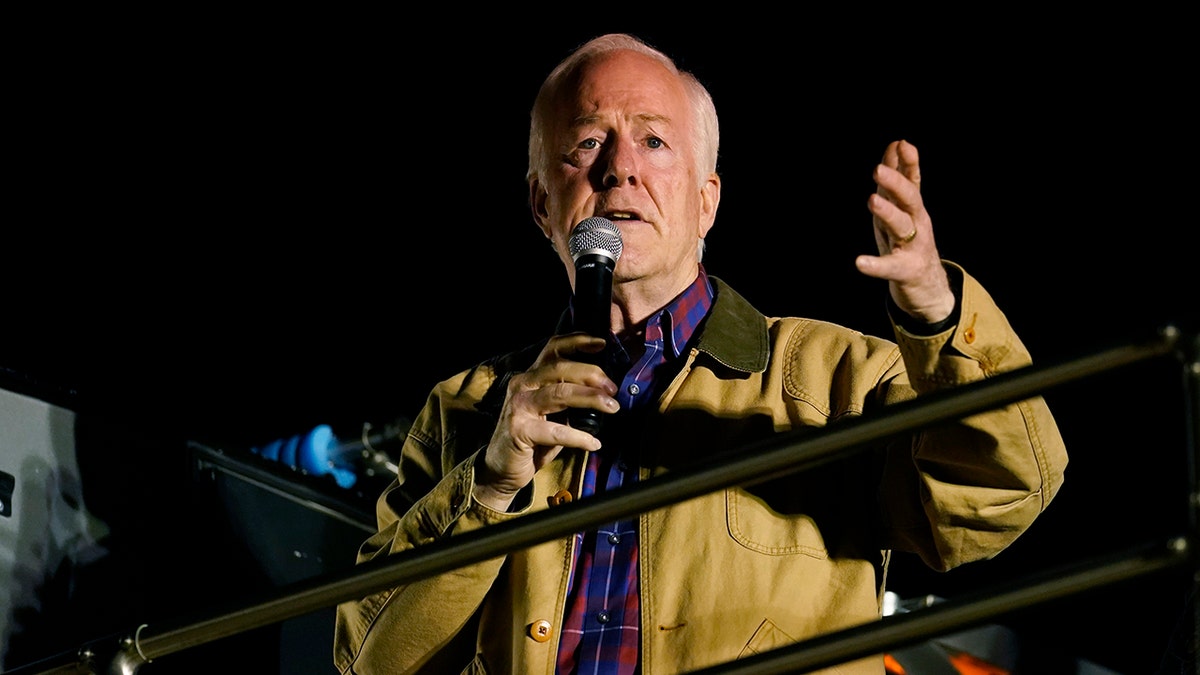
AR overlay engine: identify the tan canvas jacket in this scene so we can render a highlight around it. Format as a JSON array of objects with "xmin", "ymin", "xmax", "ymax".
[{"xmin": 334, "ymin": 264, "xmax": 1068, "ymax": 674}]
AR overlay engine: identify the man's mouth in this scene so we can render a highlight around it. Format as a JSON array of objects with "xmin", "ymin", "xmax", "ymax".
[{"xmin": 604, "ymin": 211, "xmax": 642, "ymax": 222}]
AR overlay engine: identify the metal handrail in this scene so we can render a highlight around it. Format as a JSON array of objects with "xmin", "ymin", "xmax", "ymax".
[
  {"xmin": 3, "ymin": 324, "xmax": 1190, "ymax": 675},
  {"xmin": 691, "ymin": 537, "xmax": 1192, "ymax": 674}
]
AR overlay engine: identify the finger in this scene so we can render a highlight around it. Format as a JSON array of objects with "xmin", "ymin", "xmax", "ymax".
[
  {"xmin": 506, "ymin": 415, "xmax": 600, "ymax": 458},
  {"xmin": 514, "ymin": 384, "xmax": 613, "ymax": 453},
  {"xmin": 531, "ymin": 360, "xmax": 618, "ymax": 396},
  {"xmin": 875, "ymin": 142, "xmax": 902, "ymax": 204},
  {"xmin": 855, "ymin": 251, "xmax": 906, "ymax": 281},
  {"xmin": 880, "ymin": 140, "xmax": 902, "ymax": 170},
  {"xmin": 499, "ymin": 391, "xmax": 609, "ymax": 457},
  {"xmin": 529, "ymin": 337, "xmax": 618, "ymax": 392},
  {"xmin": 534, "ymin": 381, "xmax": 620, "ymax": 414},
  {"xmin": 529, "ymin": 418, "xmax": 604, "ymax": 455},
  {"xmin": 545, "ymin": 333, "xmax": 608, "ymax": 361},
  {"xmin": 867, "ymin": 193, "xmax": 918, "ymax": 247},
  {"xmin": 873, "ymin": 163, "xmax": 923, "ymax": 213},
  {"xmin": 506, "ymin": 374, "xmax": 621, "ymax": 439},
  {"xmin": 895, "ymin": 140, "xmax": 922, "ymax": 187}
]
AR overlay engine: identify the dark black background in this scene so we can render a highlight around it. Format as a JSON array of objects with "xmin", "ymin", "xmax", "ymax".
[{"xmin": 4, "ymin": 13, "xmax": 1196, "ymax": 674}]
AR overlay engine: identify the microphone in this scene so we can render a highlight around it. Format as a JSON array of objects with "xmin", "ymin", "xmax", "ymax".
[{"xmin": 566, "ymin": 216, "xmax": 623, "ymax": 436}]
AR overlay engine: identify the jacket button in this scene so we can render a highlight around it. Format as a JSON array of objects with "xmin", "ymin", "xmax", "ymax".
[
  {"xmin": 548, "ymin": 489, "xmax": 573, "ymax": 507},
  {"xmin": 529, "ymin": 619, "xmax": 553, "ymax": 643},
  {"xmin": 963, "ymin": 313, "xmax": 978, "ymax": 344}
]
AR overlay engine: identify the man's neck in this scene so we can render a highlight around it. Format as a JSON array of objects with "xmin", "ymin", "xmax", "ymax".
[{"xmin": 609, "ymin": 266, "xmax": 700, "ymax": 338}]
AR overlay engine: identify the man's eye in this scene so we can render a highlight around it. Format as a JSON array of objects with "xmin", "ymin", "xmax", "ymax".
[
  {"xmin": 646, "ymin": 137, "xmax": 664, "ymax": 149},
  {"xmin": 579, "ymin": 138, "xmax": 599, "ymax": 150}
]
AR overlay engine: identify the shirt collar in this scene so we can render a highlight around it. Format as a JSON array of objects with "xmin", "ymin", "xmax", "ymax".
[
  {"xmin": 657, "ymin": 264, "xmax": 714, "ymax": 359},
  {"xmin": 563, "ymin": 265, "xmax": 715, "ymax": 358}
]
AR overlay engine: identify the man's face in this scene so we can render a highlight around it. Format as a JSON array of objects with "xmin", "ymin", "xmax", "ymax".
[{"xmin": 531, "ymin": 50, "xmax": 719, "ymax": 294}]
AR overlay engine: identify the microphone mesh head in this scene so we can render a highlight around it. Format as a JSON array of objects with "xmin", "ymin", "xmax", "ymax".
[{"xmin": 568, "ymin": 217, "xmax": 623, "ymax": 262}]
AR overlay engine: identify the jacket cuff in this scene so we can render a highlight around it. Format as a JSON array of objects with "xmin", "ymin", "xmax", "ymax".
[
  {"xmin": 407, "ymin": 450, "xmax": 530, "ymax": 540},
  {"xmin": 886, "ymin": 261, "xmax": 963, "ymax": 336},
  {"xmin": 891, "ymin": 261, "xmax": 1029, "ymax": 390}
]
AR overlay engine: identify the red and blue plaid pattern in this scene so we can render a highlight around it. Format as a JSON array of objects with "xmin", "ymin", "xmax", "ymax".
[{"xmin": 557, "ymin": 267, "xmax": 714, "ymax": 674}]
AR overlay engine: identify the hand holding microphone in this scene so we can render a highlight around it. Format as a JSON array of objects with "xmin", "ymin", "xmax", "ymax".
[
  {"xmin": 566, "ymin": 216, "xmax": 623, "ymax": 436},
  {"xmin": 475, "ymin": 217, "xmax": 622, "ymax": 509}
]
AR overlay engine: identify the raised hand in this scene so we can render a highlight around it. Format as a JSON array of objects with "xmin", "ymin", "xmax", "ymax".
[{"xmin": 855, "ymin": 140, "xmax": 955, "ymax": 324}]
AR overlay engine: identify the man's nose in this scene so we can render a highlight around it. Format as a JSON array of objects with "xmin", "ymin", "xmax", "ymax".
[{"xmin": 601, "ymin": 141, "xmax": 637, "ymax": 188}]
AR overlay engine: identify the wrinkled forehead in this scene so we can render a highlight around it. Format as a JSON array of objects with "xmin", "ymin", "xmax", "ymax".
[{"xmin": 552, "ymin": 50, "xmax": 691, "ymax": 130}]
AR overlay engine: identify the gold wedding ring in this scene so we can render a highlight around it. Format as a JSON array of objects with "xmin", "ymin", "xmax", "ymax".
[{"xmin": 900, "ymin": 227, "xmax": 918, "ymax": 243}]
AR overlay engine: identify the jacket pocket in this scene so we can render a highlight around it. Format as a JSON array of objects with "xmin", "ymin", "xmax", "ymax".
[
  {"xmin": 459, "ymin": 653, "xmax": 488, "ymax": 675},
  {"xmin": 739, "ymin": 618, "xmax": 795, "ymax": 658},
  {"xmin": 726, "ymin": 488, "xmax": 829, "ymax": 557},
  {"xmin": 740, "ymin": 619, "xmax": 857, "ymax": 674}
]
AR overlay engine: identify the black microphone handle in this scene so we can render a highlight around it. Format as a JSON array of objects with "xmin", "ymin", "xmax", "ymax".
[{"xmin": 568, "ymin": 253, "xmax": 614, "ymax": 436}]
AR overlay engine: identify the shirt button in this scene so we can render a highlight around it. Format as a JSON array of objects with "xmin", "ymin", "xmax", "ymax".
[
  {"xmin": 627, "ymin": 383, "xmax": 640, "ymax": 396},
  {"xmin": 607, "ymin": 533, "xmax": 621, "ymax": 545},
  {"xmin": 548, "ymin": 489, "xmax": 573, "ymax": 507},
  {"xmin": 596, "ymin": 611, "xmax": 610, "ymax": 624},
  {"xmin": 529, "ymin": 619, "xmax": 553, "ymax": 643}
]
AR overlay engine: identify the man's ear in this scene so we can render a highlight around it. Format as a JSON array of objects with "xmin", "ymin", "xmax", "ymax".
[
  {"xmin": 698, "ymin": 172, "xmax": 721, "ymax": 238},
  {"xmin": 530, "ymin": 178, "xmax": 552, "ymax": 237}
]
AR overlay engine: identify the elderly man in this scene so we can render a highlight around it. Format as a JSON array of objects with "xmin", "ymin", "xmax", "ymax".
[{"xmin": 334, "ymin": 33, "xmax": 1067, "ymax": 675}]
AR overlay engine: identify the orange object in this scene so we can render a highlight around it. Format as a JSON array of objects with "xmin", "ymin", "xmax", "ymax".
[
  {"xmin": 947, "ymin": 650, "xmax": 1009, "ymax": 675},
  {"xmin": 882, "ymin": 653, "xmax": 906, "ymax": 674}
]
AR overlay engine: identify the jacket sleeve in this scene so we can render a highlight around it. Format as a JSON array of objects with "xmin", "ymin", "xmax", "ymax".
[
  {"xmin": 332, "ymin": 372, "xmax": 523, "ymax": 674},
  {"xmin": 878, "ymin": 262, "xmax": 1069, "ymax": 571}
]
